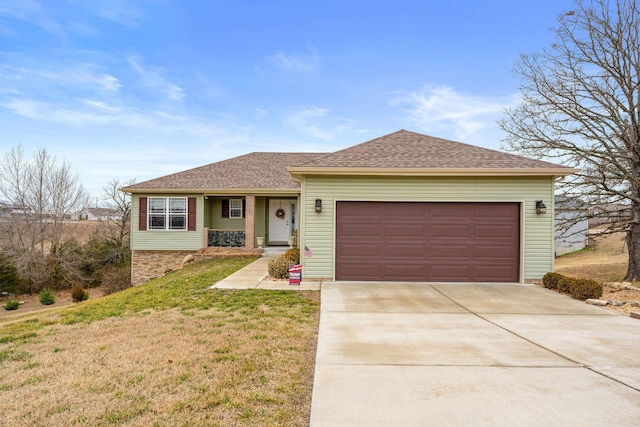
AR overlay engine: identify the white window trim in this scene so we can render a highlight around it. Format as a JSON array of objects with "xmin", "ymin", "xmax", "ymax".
[
  {"xmin": 229, "ymin": 198, "xmax": 243, "ymax": 219},
  {"xmin": 148, "ymin": 197, "xmax": 188, "ymax": 230}
]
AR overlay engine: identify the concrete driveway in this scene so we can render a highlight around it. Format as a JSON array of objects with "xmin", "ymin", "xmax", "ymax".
[{"xmin": 310, "ymin": 283, "xmax": 640, "ymax": 426}]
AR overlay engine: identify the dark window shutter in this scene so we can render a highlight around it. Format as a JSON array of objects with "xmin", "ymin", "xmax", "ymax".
[
  {"xmin": 139, "ymin": 197, "xmax": 147, "ymax": 231},
  {"xmin": 222, "ymin": 199, "xmax": 229, "ymax": 218},
  {"xmin": 188, "ymin": 197, "xmax": 196, "ymax": 231},
  {"xmin": 242, "ymin": 200, "xmax": 245, "ymax": 218}
]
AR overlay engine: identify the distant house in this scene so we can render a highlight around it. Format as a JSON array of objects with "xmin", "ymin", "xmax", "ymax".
[
  {"xmin": 588, "ymin": 203, "xmax": 631, "ymax": 227},
  {"xmin": 0, "ymin": 200, "xmax": 29, "ymax": 217},
  {"xmin": 555, "ymin": 197, "xmax": 589, "ymax": 256},
  {"xmin": 80, "ymin": 207, "xmax": 120, "ymax": 221}
]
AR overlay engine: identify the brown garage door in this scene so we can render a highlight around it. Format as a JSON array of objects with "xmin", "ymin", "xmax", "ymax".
[{"xmin": 335, "ymin": 202, "xmax": 520, "ymax": 282}]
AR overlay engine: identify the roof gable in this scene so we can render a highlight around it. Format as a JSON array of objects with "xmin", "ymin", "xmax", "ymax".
[{"xmin": 296, "ymin": 130, "xmax": 570, "ymax": 170}]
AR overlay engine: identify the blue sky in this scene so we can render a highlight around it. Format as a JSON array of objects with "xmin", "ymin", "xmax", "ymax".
[{"xmin": 0, "ymin": 0, "xmax": 575, "ymax": 199}]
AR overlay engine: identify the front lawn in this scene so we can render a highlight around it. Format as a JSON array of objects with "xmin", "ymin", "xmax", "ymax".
[{"xmin": 0, "ymin": 257, "xmax": 320, "ymax": 426}]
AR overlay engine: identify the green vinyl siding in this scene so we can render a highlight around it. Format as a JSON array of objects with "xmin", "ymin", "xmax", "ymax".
[
  {"xmin": 255, "ymin": 197, "xmax": 266, "ymax": 242},
  {"xmin": 300, "ymin": 175, "xmax": 555, "ymax": 282},
  {"xmin": 131, "ymin": 194, "xmax": 204, "ymax": 251}
]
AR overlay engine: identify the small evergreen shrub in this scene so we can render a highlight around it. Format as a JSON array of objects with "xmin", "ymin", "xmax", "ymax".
[
  {"xmin": 71, "ymin": 284, "xmax": 89, "ymax": 302},
  {"xmin": 268, "ymin": 256, "xmax": 291, "ymax": 279},
  {"xmin": 542, "ymin": 272, "xmax": 565, "ymax": 290},
  {"xmin": 557, "ymin": 277, "xmax": 575, "ymax": 294},
  {"xmin": 282, "ymin": 248, "xmax": 300, "ymax": 265},
  {"xmin": 0, "ymin": 253, "xmax": 22, "ymax": 294},
  {"xmin": 4, "ymin": 300, "xmax": 19, "ymax": 310},
  {"xmin": 569, "ymin": 279, "xmax": 603, "ymax": 300},
  {"xmin": 39, "ymin": 288, "xmax": 55, "ymax": 305}
]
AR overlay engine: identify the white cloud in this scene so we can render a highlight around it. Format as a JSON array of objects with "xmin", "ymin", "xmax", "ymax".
[
  {"xmin": 93, "ymin": 0, "xmax": 144, "ymax": 28},
  {"xmin": 0, "ymin": 64, "xmax": 121, "ymax": 93},
  {"xmin": 269, "ymin": 49, "xmax": 320, "ymax": 72},
  {"xmin": 128, "ymin": 57, "xmax": 185, "ymax": 101},
  {"xmin": 0, "ymin": 0, "xmax": 44, "ymax": 18},
  {"xmin": 285, "ymin": 107, "xmax": 355, "ymax": 140},
  {"xmin": 0, "ymin": 97, "xmax": 230, "ymax": 139},
  {"xmin": 391, "ymin": 85, "xmax": 520, "ymax": 142}
]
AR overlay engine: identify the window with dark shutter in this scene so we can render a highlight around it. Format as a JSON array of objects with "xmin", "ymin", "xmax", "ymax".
[
  {"xmin": 139, "ymin": 197, "xmax": 147, "ymax": 230},
  {"xmin": 222, "ymin": 199, "xmax": 229, "ymax": 218},
  {"xmin": 222, "ymin": 199, "xmax": 243, "ymax": 218},
  {"xmin": 188, "ymin": 197, "xmax": 196, "ymax": 231}
]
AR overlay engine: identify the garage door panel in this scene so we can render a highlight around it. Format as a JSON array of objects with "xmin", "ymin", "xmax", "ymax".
[
  {"xmin": 429, "ymin": 243, "xmax": 473, "ymax": 258},
  {"xmin": 385, "ymin": 223, "xmax": 428, "ymax": 238},
  {"xmin": 336, "ymin": 201, "xmax": 520, "ymax": 282},
  {"xmin": 384, "ymin": 202, "xmax": 427, "ymax": 218},
  {"xmin": 339, "ymin": 223, "xmax": 382, "ymax": 238},
  {"xmin": 339, "ymin": 242, "xmax": 382, "ymax": 257},
  {"xmin": 429, "ymin": 264, "xmax": 472, "ymax": 281},
  {"xmin": 429, "ymin": 203, "xmax": 472, "ymax": 219},
  {"xmin": 475, "ymin": 266, "xmax": 519, "ymax": 282},
  {"xmin": 341, "ymin": 263, "xmax": 385, "ymax": 280},
  {"xmin": 476, "ymin": 204, "xmax": 519, "ymax": 220},
  {"xmin": 475, "ymin": 224, "xmax": 519, "ymax": 239},
  {"xmin": 474, "ymin": 245, "xmax": 518, "ymax": 259},
  {"xmin": 431, "ymin": 224, "xmax": 473, "ymax": 238},
  {"xmin": 384, "ymin": 264, "xmax": 428, "ymax": 280},
  {"xmin": 384, "ymin": 242, "xmax": 428, "ymax": 258}
]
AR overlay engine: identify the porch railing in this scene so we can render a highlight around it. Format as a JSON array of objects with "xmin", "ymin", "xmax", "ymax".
[{"xmin": 208, "ymin": 229, "xmax": 245, "ymax": 247}]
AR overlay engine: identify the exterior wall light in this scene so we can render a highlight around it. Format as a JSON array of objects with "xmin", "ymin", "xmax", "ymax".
[
  {"xmin": 315, "ymin": 199, "xmax": 322, "ymax": 213},
  {"xmin": 536, "ymin": 200, "xmax": 547, "ymax": 215}
]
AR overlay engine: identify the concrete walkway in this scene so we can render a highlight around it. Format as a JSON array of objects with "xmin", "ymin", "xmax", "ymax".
[
  {"xmin": 211, "ymin": 257, "xmax": 321, "ymax": 290},
  {"xmin": 310, "ymin": 282, "xmax": 640, "ymax": 426}
]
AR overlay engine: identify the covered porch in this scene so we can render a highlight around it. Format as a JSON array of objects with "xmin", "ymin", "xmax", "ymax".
[{"xmin": 202, "ymin": 194, "xmax": 299, "ymax": 250}]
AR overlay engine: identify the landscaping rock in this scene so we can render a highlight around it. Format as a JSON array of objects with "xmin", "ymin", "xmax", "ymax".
[
  {"xmin": 586, "ymin": 299, "xmax": 608, "ymax": 306},
  {"xmin": 181, "ymin": 254, "xmax": 195, "ymax": 266},
  {"xmin": 631, "ymin": 311, "xmax": 640, "ymax": 319}
]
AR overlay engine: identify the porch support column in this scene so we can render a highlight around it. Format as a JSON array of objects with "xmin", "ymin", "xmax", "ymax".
[{"xmin": 245, "ymin": 195, "xmax": 255, "ymax": 249}]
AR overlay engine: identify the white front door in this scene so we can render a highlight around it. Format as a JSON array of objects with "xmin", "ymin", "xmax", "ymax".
[{"xmin": 269, "ymin": 199, "xmax": 292, "ymax": 243}]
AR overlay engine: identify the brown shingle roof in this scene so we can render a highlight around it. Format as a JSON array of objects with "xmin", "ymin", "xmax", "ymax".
[
  {"xmin": 124, "ymin": 130, "xmax": 574, "ymax": 193},
  {"xmin": 296, "ymin": 129, "xmax": 570, "ymax": 170},
  {"xmin": 124, "ymin": 152, "xmax": 325, "ymax": 192}
]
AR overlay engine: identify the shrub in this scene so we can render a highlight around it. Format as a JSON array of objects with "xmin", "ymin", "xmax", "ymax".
[
  {"xmin": 71, "ymin": 284, "xmax": 89, "ymax": 302},
  {"xmin": 101, "ymin": 266, "xmax": 132, "ymax": 296},
  {"xmin": 268, "ymin": 256, "xmax": 291, "ymax": 279},
  {"xmin": 557, "ymin": 277, "xmax": 575, "ymax": 294},
  {"xmin": 542, "ymin": 272, "xmax": 565, "ymax": 290},
  {"xmin": 569, "ymin": 278, "xmax": 603, "ymax": 300},
  {"xmin": 4, "ymin": 300, "xmax": 19, "ymax": 310},
  {"xmin": 0, "ymin": 253, "xmax": 21, "ymax": 294},
  {"xmin": 43, "ymin": 255, "xmax": 73, "ymax": 290},
  {"xmin": 282, "ymin": 248, "xmax": 300, "ymax": 265},
  {"xmin": 39, "ymin": 288, "xmax": 55, "ymax": 305}
]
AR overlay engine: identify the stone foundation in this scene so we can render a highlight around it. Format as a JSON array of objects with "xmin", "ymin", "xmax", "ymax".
[
  {"xmin": 131, "ymin": 250, "xmax": 194, "ymax": 286},
  {"xmin": 195, "ymin": 247, "xmax": 262, "ymax": 261},
  {"xmin": 131, "ymin": 248, "xmax": 263, "ymax": 286}
]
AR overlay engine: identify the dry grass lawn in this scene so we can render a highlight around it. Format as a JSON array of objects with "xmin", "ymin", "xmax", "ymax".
[
  {"xmin": 0, "ymin": 258, "xmax": 320, "ymax": 426},
  {"xmin": 555, "ymin": 231, "xmax": 640, "ymax": 315},
  {"xmin": 555, "ymin": 231, "xmax": 629, "ymax": 282}
]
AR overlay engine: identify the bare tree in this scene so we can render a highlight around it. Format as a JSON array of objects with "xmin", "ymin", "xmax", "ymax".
[
  {"xmin": 96, "ymin": 178, "xmax": 134, "ymax": 265},
  {"xmin": 499, "ymin": 0, "xmax": 640, "ymax": 280},
  {"xmin": 0, "ymin": 146, "xmax": 88, "ymax": 292}
]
